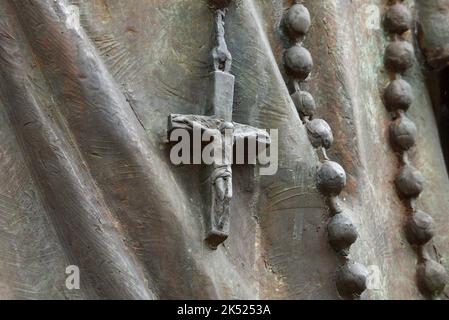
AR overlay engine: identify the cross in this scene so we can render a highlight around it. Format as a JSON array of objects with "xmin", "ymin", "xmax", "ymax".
[{"xmin": 167, "ymin": 8, "xmax": 270, "ymax": 249}]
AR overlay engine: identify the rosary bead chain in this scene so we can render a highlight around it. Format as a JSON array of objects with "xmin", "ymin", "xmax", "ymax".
[
  {"xmin": 381, "ymin": 0, "xmax": 447, "ymax": 298},
  {"xmin": 279, "ymin": 1, "xmax": 368, "ymax": 299}
]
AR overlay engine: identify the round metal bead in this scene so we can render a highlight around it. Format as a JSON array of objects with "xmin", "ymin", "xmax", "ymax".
[
  {"xmin": 317, "ymin": 161, "xmax": 346, "ymax": 196},
  {"xmin": 306, "ymin": 119, "xmax": 334, "ymax": 149},
  {"xmin": 385, "ymin": 41, "xmax": 414, "ymax": 73},
  {"xmin": 328, "ymin": 213, "xmax": 358, "ymax": 254},
  {"xmin": 390, "ymin": 115, "xmax": 417, "ymax": 151},
  {"xmin": 284, "ymin": 45, "xmax": 313, "ymax": 81},
  {"xmin": 406, "ymin": 210, "xmax": 435, "ymax": 246},
  {"xmin": 395, "ymin": 165, "xmax": 425, "ymax": 198},
  {"xmin": 336, "ymin": 261, "xmax": 368, "ymax": 299},
  {"xmin": 384, "ymin": 3, "xmax": 412, "ymax": 34},
  {"xmin": 417, "ymin": 260, "xmax": 448, "ymax": 297},
  {"xmin": 291, "ymin": 91, "xmax": 316, "ymax": 117},
  {"xmin": 285, "ymin": 4, "xmax": 311, "ymax": 38},
  {"xmin": 384, "ymin": 79, "xmax": 413, "ymax": 112}
]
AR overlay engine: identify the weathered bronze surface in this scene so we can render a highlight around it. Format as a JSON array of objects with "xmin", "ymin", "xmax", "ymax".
[{"xmin": 0, "ymin": 0, "xmax": 448, "ymax": 300}]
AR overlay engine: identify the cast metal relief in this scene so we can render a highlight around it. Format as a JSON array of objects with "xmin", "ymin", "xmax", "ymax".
[
  {"xmin": 167, "ymin": 0, "xmax": 270, "ymax": 250},
  {"xmin": 1, "ymin": 0, "xmax": 449, "ymax": 300}
]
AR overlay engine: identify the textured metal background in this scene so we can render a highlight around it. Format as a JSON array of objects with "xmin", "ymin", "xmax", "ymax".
[{"xmin": 0, "ymin": 0, "xmax": 447, "ymax": 299}]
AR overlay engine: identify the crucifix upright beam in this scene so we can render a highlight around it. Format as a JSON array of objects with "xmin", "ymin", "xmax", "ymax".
[{"xmin": 167, "ymin": 1, "xmax": 270, "ymax": 249}]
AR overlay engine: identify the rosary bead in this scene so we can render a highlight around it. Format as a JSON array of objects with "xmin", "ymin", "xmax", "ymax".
[
  {"xmin": 317, "ymin": 161, "xmax": 346, "ymax": 196},
  {"xmin": 390, "ymin": 115, "xmax": 417, "ymax": 151},
  {"xmin": 384, "ymin": 3, "xmax": 412, "ymax": 34},
  {"xmin": 291, "ymin": 91, "xmax": 316, "ymax": 117},
  {"xmin": 384, "ymin": 79, "xmax": 413, "ymax": 112},
  {"xmin": 306, "ymin": 119, "xmax": 334, "ymax": 149},
  {"xmin": 284, "ymin": 45, "xmax": 313, "ymax": 81},
  {"xmin": 336, "ymin": 261, "xmax": 368, "ymax": 299},
  {"xmin": 395, "ymin": 165, "xmax": 424, "ymax": 198},
  {"xmin": 285, "ymin": 4, "xmax": 311, "ymax": 39},
  {"xmin": 385, "ymin": 41, "xmax": 414, "ymax": 73},
  {"xmin": 328, "ymin": 213, "xmax": 358, "ymax": 255},
  {"xmin": 418, "ymin": 260, "xmax": 448, "ymax": 297},
  {"xmin": 406, "ymin": 210, "xmax": 435, "ymax": 246}
]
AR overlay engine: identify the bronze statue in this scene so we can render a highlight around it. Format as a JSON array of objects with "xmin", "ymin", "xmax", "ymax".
[{"xmin": 0, "ymin": 0, "xmax": 448, "ymax": 300}]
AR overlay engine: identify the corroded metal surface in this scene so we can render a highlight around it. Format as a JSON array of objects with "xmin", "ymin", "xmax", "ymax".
[
  {"xmin": 0, "ymin": 0, "xmax": 447, "ymax": 300},
  {"xmin": 417, "ymin": 0, "xmax": 449, "ymax": 70}
]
